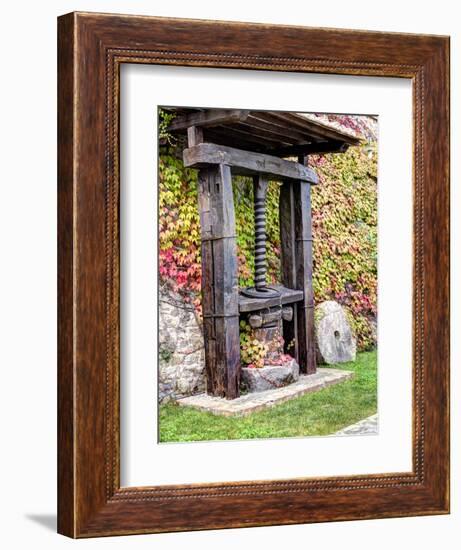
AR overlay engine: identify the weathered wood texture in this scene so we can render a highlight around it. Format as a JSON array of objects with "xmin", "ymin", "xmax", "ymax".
[
  {"xmin": 297, "ymin": 155, "xmax": 316, "ymax": 373},
  {"xmin": 279, "ymin": 177, "xmax": 316, "ymax": 373},
  {"xmin": 170, "ymin": 109, "xmax": 250, "ymax": 130},
  {"xmin": 167, "ymin": 108, "xmax": 360, "ymax": 156},
  {"xmin": 186, "ymin": 125, "xmax": 203, "ymax": 147},
  {"xmin": 279, "ymin": 181, "xmax": 298, "ymax": 362},
  {"xmin": 58, "ymin": 11, "xmax": 449, "ymax": 538},
  {"xmin": 184, "ymin": 142, "xmax": 319, "ymax": 183},
  {"xmin": 239, "ymin": 285, "xmax": 303, "ymax": 313},
  {"xmin": 197, "ymin": 164, "xmax": 240, "ymax": 398},
  {"xmin": 296, "ymin": 160, "xmax": 316, "ymax": 373},
  {"xmin": 274, "ymin": 140, "xmax": 349, "ymax": 158}
]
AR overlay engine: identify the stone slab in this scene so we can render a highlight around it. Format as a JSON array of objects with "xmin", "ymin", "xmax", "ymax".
[
  {"xmin": 177, "ymin": 368, "xmax": 353, "ymax": 417},
  {"xmin": 334, "ymin": 413, "xmax": 379, "ymax": 436},
  {"xmin": 241, "ymin": 359, "xmax": 299, "ymax": 393}
]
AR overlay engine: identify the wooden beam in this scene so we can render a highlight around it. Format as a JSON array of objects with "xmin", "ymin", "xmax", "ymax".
[
  {"xmin": 187, "ymin": 125, "xmax": 203, "ymax": 147},
  {"xmin": 231, "ymin": 121, "xmax": 294, "ymax": 146},
  {"xmin": 259, "ymin": 112, "xmax": 332, "ymax": 141},
  {"xmin": 280, "ymin": 181, "xmax": 299, "ymax": 363},
  {"xmin": 246, "ymin": 113, "xmax": 314, "ymax": 142},
  {"xmin": 197, "ymin": 164, "xmax": 241, "ymax": 399},
  {"xmin": 206, "ymin": 126, "xmax": 285, "ymax": 150},
  {"xmin": 224, "ymin": 123, "xmax": 291, "ymax": 147},
  {"xmin": 293, "ymin": 113, "xmax": 361, "ymax": 145},
  {"xmin": 205, "ymin": 128, "xmax": 269, "ymax": 153},
  {"xmin": 279, "ymin": 160, "xmax": 317, "ymax": 374},
  {"xmin": 275, "ymin": 141, "xmax": 350, "ymax": 158},
  {"xmin": 293, "ymin": 178, "xmax": 317, "ymax": 374},
  {"xmin": 239, "ymin": 285, "xmax": 303, "ymax": 313},
  {"xmin": 250, "ymin": 111, "xmax": 359, "ymax": 145},
  {"xmin": 286, "ymin": 112, "xmax": 360, "ymax": 144},
  {"xmin": 184, "ymin": 142, "xmax": 319, "ymax": 184},
  {"xmin": 295, "ymin": 154, "xmax": 317, "ymax": 374},
  {"xmin": 168, "ymin": 109, "xmax": 250, "ymax": 131}
]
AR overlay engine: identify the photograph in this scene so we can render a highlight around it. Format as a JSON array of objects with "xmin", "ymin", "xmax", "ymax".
[
  {"xmin": 50, "ymin": 7, "xmax": 449, "ymax": 540},
  {"xmin": 0, "ymin": 0, "xmax": 454, "ymax": 544},
  {"xmin": 157, "ymin": 107, "xmax": 379, "ymax": 443},
  {"xmin": 0, "ymin": 0, "xmax": 451, "ymax": 543}
]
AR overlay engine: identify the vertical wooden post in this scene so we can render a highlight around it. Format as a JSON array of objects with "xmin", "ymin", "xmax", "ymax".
[
  {"xmin": 279, "ymin": 156, "xmax": 317, "ymax": 374},
  {"xmin": 279, "ymin": 181, "xmax": 299, "ymax": 363},
  {"xmin": 296, "ymin": 154, "xmax": 316, "ymax": 374},
  {"xmin": 293, "ymin": 180, "xmax": 317, "ymax": 374},
  {"xmin": 188, "ymin": 127, "xmax": 240, "ymax": 398},
  {"xmin": 196, "ymin": 162, "xmax": 240, "ymax": 398}
]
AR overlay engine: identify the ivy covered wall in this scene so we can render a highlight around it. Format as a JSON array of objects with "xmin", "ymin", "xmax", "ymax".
[{"xmin": 158, "ymin": 113, "xmax": 377, "ymax": 351}]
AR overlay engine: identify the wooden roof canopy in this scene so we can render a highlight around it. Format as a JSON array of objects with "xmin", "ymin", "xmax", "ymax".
[{"xmin": 165, "ymin": 107, "xmax": 361, "ymax": 158}]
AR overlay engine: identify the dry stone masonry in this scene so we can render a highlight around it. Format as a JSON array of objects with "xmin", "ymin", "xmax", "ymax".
[
  {"xmin": 158, "ymin": 293, "xmax": 357, "ymax": 402},
  {"xmin": 158, "ymin": 286, "xmax": 205, "ymax": 402}
]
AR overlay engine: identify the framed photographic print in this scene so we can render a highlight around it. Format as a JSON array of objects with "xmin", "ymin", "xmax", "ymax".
[{"xmin": 57, "ymin": 12, "xmax": 450, "ymax": 537}]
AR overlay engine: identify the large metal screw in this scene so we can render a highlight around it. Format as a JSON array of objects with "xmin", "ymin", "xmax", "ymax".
[{"xmin": 254, "ymin": 175, "xmax": 268, "ymax": 291}]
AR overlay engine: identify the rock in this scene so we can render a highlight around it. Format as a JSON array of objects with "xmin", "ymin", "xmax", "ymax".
[
  {"xmin": 315, "ymin": 301, "xmax": 356, "ymax": 364},
  {"xmin": 241, "ymin": 359, "xmax": 299, "ymax": 393},
  {"xmin": 158, "ymin": 286, "xmax": 205, "ymax": 402}
]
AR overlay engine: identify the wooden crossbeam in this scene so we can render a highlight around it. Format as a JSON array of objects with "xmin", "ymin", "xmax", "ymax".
[
  {"xmin": 238, "ymin": 285, "xmax": 304, "ymax": 313},
  {"xmin": 280, "ymin": 175, "xmax": 317, "ymax": 375},
  {"xmin": 183, "ymin": 142, "xmax": 319, "ymax": 184},
  {"xmin": 168, "ymin": 109, "xmax": 250, "ymax": 131},
  {"xmin": 270, "ymin": 112, "xmax": 360, "ymax": 144},
  {"xmin": 246, "ymin": 113, "xmax": 313, "ymax": 142},
  {"xmin": 274, "ymin": 140, "xmax": 350, "ymax": 158}
]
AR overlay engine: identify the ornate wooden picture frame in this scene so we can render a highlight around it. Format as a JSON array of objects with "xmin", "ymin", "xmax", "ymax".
[{"xmin": 57, "ymin": 12, "xmax": 450, "ymax": 538}]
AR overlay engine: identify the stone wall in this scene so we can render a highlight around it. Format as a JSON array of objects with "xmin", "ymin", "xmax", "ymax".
[
  {"xmin": 158, "ymin": 286, "xmax": 205, "ymax": 402},
  {"xmin": 158, "ymin": 292, "xmax": 359, "ymax": 402}
]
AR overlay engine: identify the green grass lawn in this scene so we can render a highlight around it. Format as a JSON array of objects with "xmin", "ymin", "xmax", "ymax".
[{"xmin": 159, "ymin": 350, "xmax": 377, "ymax": 443}]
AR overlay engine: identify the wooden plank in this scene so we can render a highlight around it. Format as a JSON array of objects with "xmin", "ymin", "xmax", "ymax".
[
  {"xmin": 168, "ymin": 109, "xmax": 250, "ymax": 131},
  {"xmin": 251, "ymin": 111, "xmax": 360, "ymax": 145},
  {"xmin": 274, "ymin": 140, "xmax": 349, "ymax": 158},
  {"xmin": 238, "ymin": 284, "xmax": 303, "ymax": 313},
  {"xmin": 196, "ymin": 164, "xmax": 240, "ymax": 398},
  {"xmin": 209, "ymin": 125, "xmax": 285, "ymax": 149},
  {"xmin": 170, "ymin": 107, "xmax": 359, "ymax": 145},
  {"xmin": 196, "ymin": 167, "xmax": 216, "ymax": 394},
  {"xmin": 246, "ymin": 113, "xmax": 314, "ymax": 142},
  {"xmin": 294, "ymin": 154, "xmax": 317, "ymax": 374},
  {"xmin": 256, "ymin": 111, "xmax": 333, "ymax": 142},
  {"xmin": 184, "ymin": 142, "xmax": 319, "ymax": 183},
  {"xmin": 187, "ymin": 125, "xmax": 204, "ymax": 147},
  {"xmin": 279, "ymin": 181, "xmax": 299, "ymax": 362},
  {"xmin": 273, "ymin": 111, "xmax": 360, "ymax": 144},
  {"xmin": 279, "ymin": 173, "xmax": 317, "ymax": 374},
  {"xmin": 294, "ymin": 113, "xmax": 361, "ymax": 144},
  {"xmin": 204, "ymin": 128, "xmax": 269, "ymax": 153},
  {"xmin": 230, "ymin": 121, "xmax": 293, "ymax": 146}
]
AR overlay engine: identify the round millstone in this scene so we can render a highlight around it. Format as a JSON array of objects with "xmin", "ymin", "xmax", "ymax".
[{"xmin": 315, "ymin": 301, "xmax": 357, "ymax": 364}]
